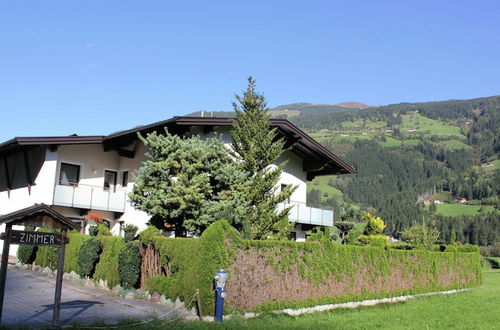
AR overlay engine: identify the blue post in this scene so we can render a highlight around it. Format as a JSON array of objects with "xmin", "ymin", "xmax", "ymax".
[
  {"xmin": 215, "ymin": 287, "xmax": 224, "ymax": 322},
  {"xmin": 214, "ymin": 269, "xmax": 227, "ymax": 322}
]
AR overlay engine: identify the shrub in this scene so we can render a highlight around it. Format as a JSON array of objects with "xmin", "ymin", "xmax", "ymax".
[
  {"xmin": 139, "ymin": 226, "xmax": 161, "ymax": 244},
  {"xmin": 358, "ymin": 234, "xmax": 389, "ymax": 246},
  {"xmin": 35, "ymin": 246, "xmax": 60, "ymax": 270},
  {"xmin": 389, "ymin": 243, "xmax": 414, "ymax": 250},
  {"xmin": 146, "ymin": 275, "xmax": 177, "ymax": 298},
  {"xmin": 362, "ymin": 212, "xmax": 386, "ymax": 235},
  {"xmin": 118, "ymin": 241, "xmax": 141, "ymax": 288},
  {"xmin": 17, "ymin": 245, "xmax": 38, "ymax": 264},
  {"xmin": 64, "ymin": 233, "xmax": 88, "ymax": 273},
  {"xmin": 97, "ymin": 223, "xmax": 112, "ymax": 236},
  {"xmin": 401, "ymin": 224, "xmax": 440, "ymax": 248},
  {"xmin": 94, "ymin": 236, "xmax": 126, "ymax": 288},
  {"xmin": 77, "ymin": 237, "xmax": 101, "ymax": 278},
  {"xmin": 88, "ymin": 226, "xmax": 98, "ymax": 236},
  {"xmin": 123, "ymin": 224, "xmax": 139, "ymax": 243}
]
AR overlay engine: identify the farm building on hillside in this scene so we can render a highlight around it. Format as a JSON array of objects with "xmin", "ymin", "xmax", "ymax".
[{"xmin": 0, "ymin": 116, "xmax": 356, "ymax": 255}]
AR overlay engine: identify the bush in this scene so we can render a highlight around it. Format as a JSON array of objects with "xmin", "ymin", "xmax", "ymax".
[
  {"xmin": 77, "ymin": 237, "xmax": 101, "ymax": 278},
  {"xmin": 88, "ymin": 226, "xmax": 98, "ymax": 236},
  {"xmin": 35, "ymin": 246, "xmax": 60, "ymax": 270},
  {"xmin": 118, "ymin": 241, "xmax": 141, "ymax": 288},
  {"xmin": 362, "ymin": 212, "xmax": 386, "ymax": 235},
  {"xmin": 94, "ymin": 236, "xmax": 126, "ymax": 288},
  {"xmin": 97, "ymin": 223, "xmax": 112, "ymax": 236},
  {"xmin": 389, "ymin": 243, "xmax": 414, "ymax": 250},
  {"xmin": 358, "ymin": 234, "xmax": 389, "ymax": 246},
  {"xmin": 146, "ymin": 275, "xmax": 177, "ymax": 298},
  {"xmin": 139, "ymin": 226, "xmax": 161, "ymax": 244},
  {"xmin": 123, "ymin": 224, "xmax": 139, "ymax": 243},
  {"xmin": 17, "ymin": 245, "xmax": 38, "ymax": 264},
  {"xmin": 64, "ymin": 233, "xmax": 88, "ymax": 273}
]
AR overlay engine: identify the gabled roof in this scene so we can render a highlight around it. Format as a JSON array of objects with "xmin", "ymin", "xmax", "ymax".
[
  {"xmin": 0, "ymin": 116, "xmax": 356, "ymax": 178},
  {"xmin": 0, "ymin": 203, "xmax": 79, "ymax": 230},
  {"xmin": 0, "ymin": 136, "xmax": 103, "ymax": 158},
  {"xmin": 103, "ymin": 116, "xmax": 357, "ymax": 177}
]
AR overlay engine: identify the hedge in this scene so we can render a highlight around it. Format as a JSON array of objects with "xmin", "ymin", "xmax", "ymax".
[
  {"xmin": 94, "ymin": 236, "xmax": 126, "ymax": 288},
  {"xmin": 141, "ymin": 221, "xmax": 482, "ymax": 315},
  {"xmin": 17, "ymin": 221, "xmax": 482, "ymax": 316}
]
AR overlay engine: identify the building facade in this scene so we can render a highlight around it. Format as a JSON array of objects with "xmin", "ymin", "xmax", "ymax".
[{"xmin": 0, "ymin": 117, "xmax": 356, "ymax": 255}]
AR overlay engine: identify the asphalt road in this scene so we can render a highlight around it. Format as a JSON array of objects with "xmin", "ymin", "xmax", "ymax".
[{"xmin": 0, "ymin": 266, "xmax": 182, "ymax": 328}]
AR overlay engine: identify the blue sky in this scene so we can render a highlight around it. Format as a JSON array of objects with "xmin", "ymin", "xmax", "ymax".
[{"xmin": 1, "ymin": 1, "xmax": 499, "ymax": 140}]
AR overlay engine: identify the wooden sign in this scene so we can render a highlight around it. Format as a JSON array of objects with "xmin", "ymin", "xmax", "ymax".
[{"xmin": 8, "ymin": 230, "xmax": 66, "ymax": 247}]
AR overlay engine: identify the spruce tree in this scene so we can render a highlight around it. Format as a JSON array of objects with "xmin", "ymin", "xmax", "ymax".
[
  {"xmin": 129, "ymin": 131, "xmax": 251, "ymax": 236},
  {"xmin": 231, "ymin": 77, "xmax": 295, "ymax": 240}
]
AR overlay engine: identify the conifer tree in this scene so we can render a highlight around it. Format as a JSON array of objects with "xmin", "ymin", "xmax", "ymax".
[
  {"xmin": 129, "ymin": 131, "xmax": 251, "ymax": 236},
  {"xmin": 231, "ymin": 77, "xmax": 295, "ymax": 240}
]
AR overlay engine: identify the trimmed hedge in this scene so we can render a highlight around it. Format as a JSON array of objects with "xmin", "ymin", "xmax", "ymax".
[
  {"xmin": 142, "ymin": 220, "xmax": 481, "ymax": 315},
  {"xmin": 118, "ymin": 241, "xmax": 141, "ymax": 288},
  {"xmin": 77, "ymin": 237, "xmax": 101, "ymax": 277},
  {"xmin": 64, "ymin": 233, "xmax": 89, "ymax": 273},
  {"xmin": 17, "ymin": 245, "xmax": 37, "ymax": 265},
  {"xmin": 94, "ymin": 236, "xmax": 126, "ymax": 288}
]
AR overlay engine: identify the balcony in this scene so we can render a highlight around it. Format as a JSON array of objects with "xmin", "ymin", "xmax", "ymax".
[
  {"xmin": 53, "ymin": 183, "xmax": 127, "ymax": 213},
  {"xmin": 277, "ymin": 201, "xmax": 334, "ymax": 227}
]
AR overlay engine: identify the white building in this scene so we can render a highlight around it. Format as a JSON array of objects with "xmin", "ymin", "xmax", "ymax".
[{"xmin": 0, "ymin": 116, "xmax": 356, "ymax": 254}]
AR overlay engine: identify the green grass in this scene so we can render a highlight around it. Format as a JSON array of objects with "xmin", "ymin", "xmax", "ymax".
[
  {"xmin": 307, "ymin": 175, "xmax": 343, "ymax": 199},
  {"xmin": 110, "ymin": 271, "xmax": 500, "ymax": 329},
  {"xmin": 401, "ymin": 113, "xmax": 462, "ymax": 136},
  {"xmin": 435, "ymin": 204, "xmax": 498, "ymax": 216},
  {"xmin": 437, "ymin": 139, "xmax": 472, "ymax": 150}
]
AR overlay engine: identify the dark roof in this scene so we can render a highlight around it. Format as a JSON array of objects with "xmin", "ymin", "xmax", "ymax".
[
  {"xmin": 0, "ymin": 116, "xmax": 356, "ymax": 178},
  {"xmin": 0, "ymin": 203, "xmax": 79, "ymax": 230},
  {"xmin": 0, "ymin": 136, "xmax": 103, "ymax": 158},
  {"xmin": 103, "ymin": 116, "xmax": 357, "ymax": 176}
]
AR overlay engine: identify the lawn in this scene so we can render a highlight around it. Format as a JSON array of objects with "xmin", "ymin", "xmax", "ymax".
[
  {"xmin": 307, "ymin": 175, "xmax": 343, "ymax": 199},
  {"xmin": 435, "ymin": 204, "xmax": 498, "ymax": 216},
  {"xmin": 113, "ymin": 271, "xmax": 500, "ymax": 329},
  {"xmin": 401, "ymin": 113, "xmax": 462, "ymax": 136}
]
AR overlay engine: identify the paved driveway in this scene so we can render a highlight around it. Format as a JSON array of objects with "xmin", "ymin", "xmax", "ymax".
[{"xmin": 1, "ymin": 266, "xmax": 182, "ymax": 328}]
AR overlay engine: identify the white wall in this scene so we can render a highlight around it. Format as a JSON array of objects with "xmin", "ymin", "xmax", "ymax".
[{"xmin": 0, "ymin": 148, "xmax": 58, "ymax": 257}]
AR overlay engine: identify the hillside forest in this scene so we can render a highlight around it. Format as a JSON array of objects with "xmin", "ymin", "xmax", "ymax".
[{"xmin": 192, "ymin": 95, "xmax": 499, "ymax": 250}]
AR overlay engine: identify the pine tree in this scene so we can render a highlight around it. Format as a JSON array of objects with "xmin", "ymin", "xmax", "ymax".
[
  {"xmin": 231, "ymin": 77, "xmax": 295, "ymax": 240},
  {"xmin": 129, "ymin": 131, "xmax": 251, "ymax": 236}
]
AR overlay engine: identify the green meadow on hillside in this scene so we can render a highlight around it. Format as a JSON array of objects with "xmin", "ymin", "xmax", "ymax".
[
  {"xmin": 435, "ymin": 204, "xmax": 498, "ymax": 217},
  {"xmin": 307, "ymin": 175, "xmax": 343, "ymax": 199}
]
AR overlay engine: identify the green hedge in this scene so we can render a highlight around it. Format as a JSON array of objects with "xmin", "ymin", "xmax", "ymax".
[
  {"xmin": 94, "ymin": 236, "xmax": 126, "ymax": 288},
  {"xmin": 118, "ymin": 241, "xmax": 141, "ymax": 288},
  {"xmin": 77, "ymin": 237, "xmax": 101, "ymax": 277},
  {"xmin": 64, "ymin": 233, "xmax": 88, "ymax": 273},
  {"xmin": 17, "ymin": 245, "xmax": 37, "ymax": 264},
  {"xmin": 141, "ymin": 221, "xmax": 481, "ymax": 315}
]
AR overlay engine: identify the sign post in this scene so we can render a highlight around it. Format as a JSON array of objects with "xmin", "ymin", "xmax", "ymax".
[{"xmin": 0, "ymin": 204, "xmax": 79, "ymax": 327}]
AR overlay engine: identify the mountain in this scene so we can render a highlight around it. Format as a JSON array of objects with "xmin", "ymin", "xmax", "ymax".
[{"xmin": 335, "ymin": 102, "xmax": 373, "ymax": 109}]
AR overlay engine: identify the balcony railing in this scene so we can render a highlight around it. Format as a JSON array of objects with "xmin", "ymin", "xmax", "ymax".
[
  {"xmin": 53, "ymin": 183, "xmax": 127, "ymax": 213},
  {"xmin": 277, "ymin": 200, "xmax": 334, "ymax": 227}
]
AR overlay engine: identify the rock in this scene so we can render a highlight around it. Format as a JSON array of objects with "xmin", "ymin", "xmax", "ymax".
[
  {"xmin": 150, "ymin": 292, "xmax": 161, "ymax": 303},
  {"xmin": 83, "ymin": 279, "xmax": 94, "ymax": 287},
  {"xmin": 33, "ymin": 265, "xmax": 41, "ymax": 272},
  {"xmin": 21, "ymin": 264, "xmax": 29, "ymax": 270},
  {"xmin": 144, "ymin": 292, "xmax": 151, "ymax": 301},
  {"xmin": 69, "ymin": 271, "xmax": 80, "ymax": 280},
  {"xmin": 41, "ymin": 267, "xmax": 53, "ymax": 277},
  {"xmin": 111, "ymin": 285, "xmax": 122, "ymax": 295},
  {"xmin": 190, "ymin": 307, "xmax": 197, "ymax": 315},
  {"xmin": 174, "ymin": 297, "xmax": 184, "ymax": 309},
  {"xmin": 125, "ymin": 292, "xmax": 135, "ymax": 300},
  {"xmin": 159, "ymin": 295, "xmax": 174, "ymax": 307},
  {"xmin": 98, "ymin": 279, "xmax": 108, "ymax": 290}
]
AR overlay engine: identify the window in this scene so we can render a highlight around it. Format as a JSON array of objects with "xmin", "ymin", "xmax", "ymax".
[
  {"xmin": 59, "ymin": 163, "xmax": 80, "ymax": 186},
  {"xmin": 104, "ymin": 170, "xmax": 117, "ymax": 191},
  {"xmin": 122, "ymin": 171, "xmax": 129, "ymax": 187}
]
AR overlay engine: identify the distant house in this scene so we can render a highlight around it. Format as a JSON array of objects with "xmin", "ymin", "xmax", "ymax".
[
  {"xmin": 0, "ymin": 116, "xmax": 356, "ymax": 255},
  {"xmin": 423, "ymin": 200, "xmax": 432, "ymax": 205},
  {"xmin": 455, "ymin": 198, "xmax": 467, "ymax": 204},
  {"xmin": 434, "ymin": 200, "xmax": 442, "ymax": 205}
]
